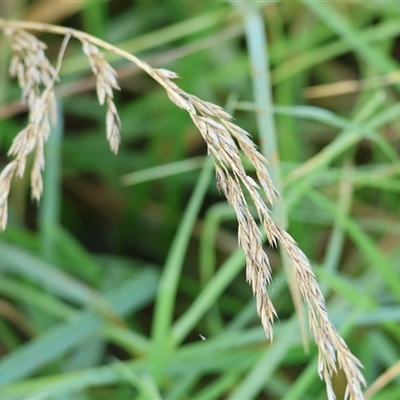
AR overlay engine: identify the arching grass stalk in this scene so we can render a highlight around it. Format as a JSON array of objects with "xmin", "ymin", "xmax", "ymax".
[{"xmin": 0, "ymin": 18, "xmax": 365, "ymax": 399}]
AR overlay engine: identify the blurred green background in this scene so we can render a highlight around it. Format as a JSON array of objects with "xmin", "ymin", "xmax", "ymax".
[{"xmin": 1, "ymin": 1, "xmax": 400, "ymax": 399}]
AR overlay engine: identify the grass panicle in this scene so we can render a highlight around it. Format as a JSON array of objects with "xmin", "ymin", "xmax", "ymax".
[{"xmin": 0, "ymin": 18, "xmax": 366, "ymax": 400}]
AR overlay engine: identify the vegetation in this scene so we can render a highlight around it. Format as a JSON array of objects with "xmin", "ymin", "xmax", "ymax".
[{"xmin": 0, "ymin": 1, "xmax": 400, "ymax": 399}]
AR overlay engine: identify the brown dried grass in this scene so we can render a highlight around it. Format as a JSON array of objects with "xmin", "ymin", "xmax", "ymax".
[{"xmin": 0, "ymin": 18, "xmax": 366, "ymax": 400}]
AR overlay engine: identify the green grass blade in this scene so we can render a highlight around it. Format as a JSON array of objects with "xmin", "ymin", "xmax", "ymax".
[
  {"xmin": 0, "ymin": 268, "xmax": 158, "ymax": 386},
  {"xmin": 308, "ymin": 190, "xmax": 400, "ymax": 302},
  {"xmin": 39, "ymin": 101, "xmax": 63, "ymax": 261},
  {"xmin": 0, "ymin": 242, "xmax": 99, "ymax": 305},
  {"xmin": 228, "ymin": 318, "xmax": 298, "ymax": 400},
  {"xmin": 150, "ymin": 158, "xmax": 214, "ymax": 381},
  {"xmin": 287, "ymin": 5, "xmax": 400, "ymax": 86}
]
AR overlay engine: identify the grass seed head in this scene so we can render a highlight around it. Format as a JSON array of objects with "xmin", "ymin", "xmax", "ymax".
[{"xmin": 0, "ymin": 19, "xmax": 366, "ymax": 399}]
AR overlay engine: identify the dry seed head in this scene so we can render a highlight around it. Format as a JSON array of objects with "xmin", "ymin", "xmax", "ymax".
[
  {"xmin": 214, "ymin": 164, "xmax": 276, "ymax": 338},
  {"xmin": 186, "ymin": 84, "xmax": 364, "ymax": 397},
  {"xmin": 3, "ymin": 26, "xmax": 56, "ymax": 111},
  {"xmin": 0, "ymin": 19, "xmax": 366, "ymax": 399},
  {"xmin": 0, "ymin": 23, "xmax": 63, "ymax": 224},
  {"xmin": 82, "ymin": 41, "xmax": 121, "ymax": 154},
  {"xmin": 7, "ymin": 86, "xmax": 56, "ymax": 201}
]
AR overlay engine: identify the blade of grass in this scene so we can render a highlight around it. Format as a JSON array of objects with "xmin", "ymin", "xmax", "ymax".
[
  {"xmin": 171, "ymin": 247, "xmax": 245, "ymax": 346},
  {"xmin": 112, "ymin": 360, "xmax": 162, "ymax": 400},
  {"xmin": 269, "ymin": 4, "xmax": 304, "ymax": 162},
  {"xmin": 308, "ymin": 190, "xmax": 400, "ymax": 302},
  {"xmin": 102, "ymin": 325, "xmax": 150, "ymax": 357},
  {"xmin": 165, "ymin": 373, "xmax": 198, "ymax": 400},
  {"xmin": 200, "ymin": 202, "xmax": 235, "ymax": 335},
  {"xmin": 0, "ymin": 268, "xmax": 158, "ymax": 386},
  {"xmin": 63, "ymin": 335, "xmax": 105, "ymax": 372},
  {"xmin": 172, "ymin": 245, "xmax": 285, "ymax": 347},
  {"xmin": 228, "ymin": 317, "xmax": 298, "ymax": 400},
  {"xmin": 0, "ymin": 278, "xmax": 74, "ymax": 319},
  {"xmin": 39, "ymin": 100, "xmax": 63, "ymax": 261},
  {"xmin": 235, "ymin": 102, "xmax": 353, "ymax": 130},
  {"xmin": 321, "ymin": 157, "xmax": 354, "ymax": 281},
  {"xmin": 121, "ymin": 156, "xmax": 205, "ymax": 186},
  {"xmin": 273, "ymin": 17, "xmax": 400, "ymax": 84},
  {"xmin": 0, "ymin": 240, "xmax": 123, "ymax": 334},
  {"xmin": 287, "ymin": 92, "xmax": 400, "ymax": 184},
  {"xmin": 192, "ymin": 370, "xmax": 241, "ymax": 400},
  {"xmin": 150, "ymin": 157, "xmax": 214, "ymax": 381},
  {"xmin": 304, "ymin": 1, "xmax": 400, "ymax": 88},
  {"xmin": 0, "ymin": 241, "xmax": 100, "ymax": 306}
]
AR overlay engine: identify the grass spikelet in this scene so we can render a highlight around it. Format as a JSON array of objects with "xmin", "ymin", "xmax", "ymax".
[
  {"xmin": 82, "ymin": 41, "xmax": 121, "ymax": 154},
  {"xmin": 3, "ymin": 26, "xmax": 56, "ymax": 110}
]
